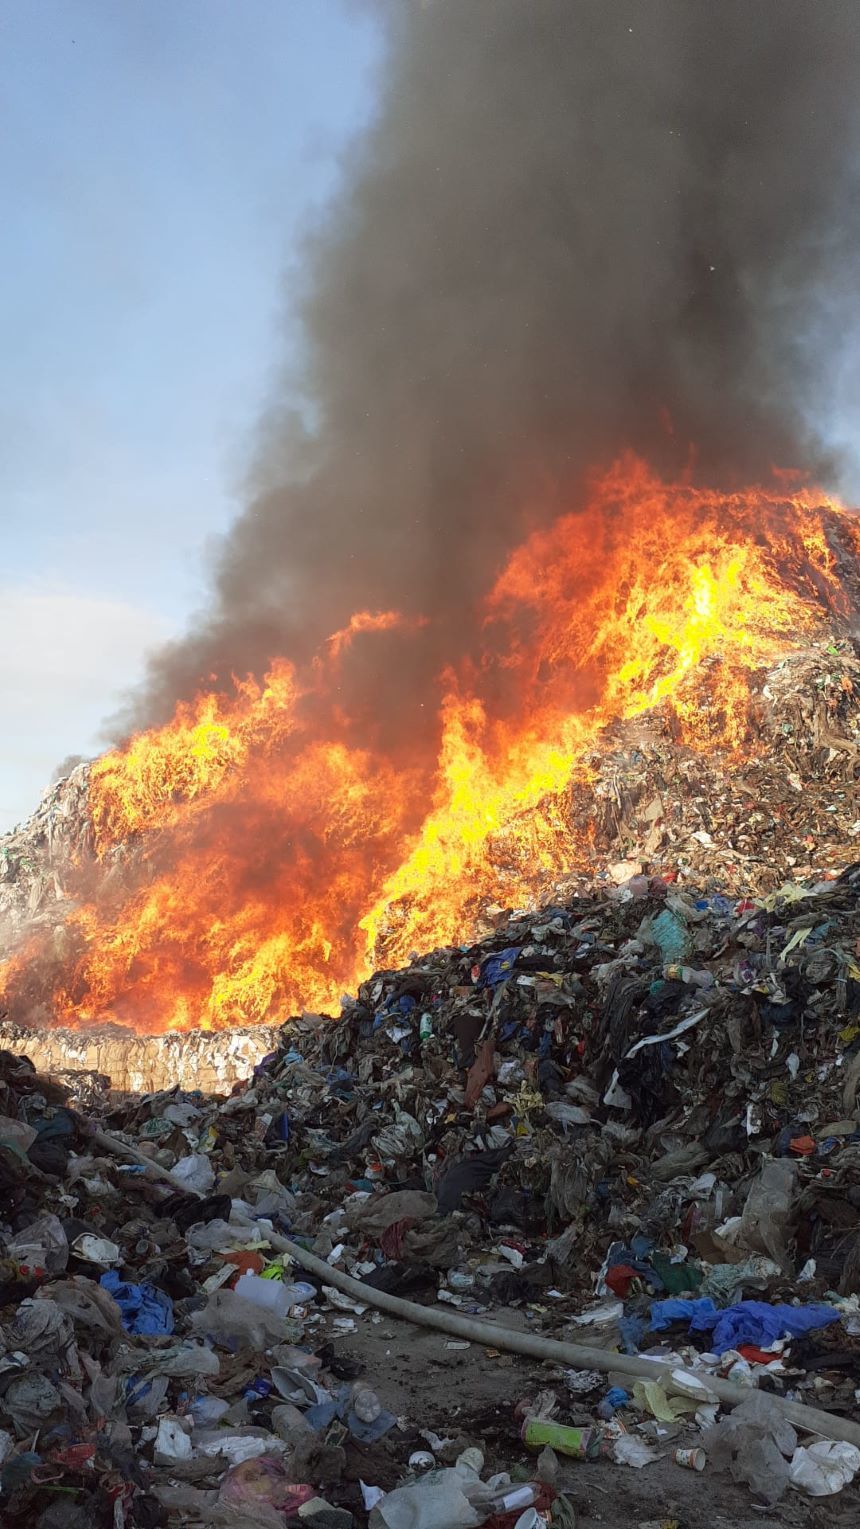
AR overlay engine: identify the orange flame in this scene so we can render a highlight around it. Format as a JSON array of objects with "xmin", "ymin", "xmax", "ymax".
[
  {"xmin": 2, "ymin": 456, "xmax": 857, "ymax": 1032},
  {"xmin": 325, "ymin": 609, "xmax": 428, "ymax": 661}
]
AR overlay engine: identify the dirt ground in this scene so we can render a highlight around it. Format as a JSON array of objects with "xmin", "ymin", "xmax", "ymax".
[{"xmin": 317, "ymin": 1306, "xmax": 860, "ymax": 1529}]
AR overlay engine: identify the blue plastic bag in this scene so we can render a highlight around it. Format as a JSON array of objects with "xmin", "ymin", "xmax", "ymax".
[
  {"xmin": 478, "ymin": 946, "xmax": 521, "ymax": 986},
  {"xmin": 649, "ymin": 1296, "xmax": 840, "ymax": 1354}
]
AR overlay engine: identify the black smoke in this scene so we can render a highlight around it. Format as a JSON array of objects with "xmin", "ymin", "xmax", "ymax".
[{"xmin": 127, "ymin": 0, "xmax": 860, "ymax": 732}]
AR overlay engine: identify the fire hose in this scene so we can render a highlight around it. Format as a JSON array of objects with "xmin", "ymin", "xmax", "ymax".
[{"xmin": 92, "ymin": 1128, "xmax": 860, "ymax": 1448}]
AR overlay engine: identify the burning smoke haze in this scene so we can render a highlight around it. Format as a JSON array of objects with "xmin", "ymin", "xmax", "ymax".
[{"xmin": 128, "ymin": 0, "xmax": 860, "ymax": 732}]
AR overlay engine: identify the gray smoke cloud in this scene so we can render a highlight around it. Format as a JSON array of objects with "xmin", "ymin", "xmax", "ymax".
[{"xmin": 127, "ymin": 0, "xmax": 860, "ymax": 734}]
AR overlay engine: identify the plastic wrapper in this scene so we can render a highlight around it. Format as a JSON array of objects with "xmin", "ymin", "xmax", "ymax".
[{"xmin": 195, "ymin": 1428, "xmax": 288, "ymax": 1465}]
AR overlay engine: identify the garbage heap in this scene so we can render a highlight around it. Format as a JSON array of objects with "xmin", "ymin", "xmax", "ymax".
[
  {"xmin": 2, "ymin": 863, "xmax": 860, "ymax": 1526},
  {"xmin": 0, "ymin": 761, "xmax": 92, "ymax": 944}
]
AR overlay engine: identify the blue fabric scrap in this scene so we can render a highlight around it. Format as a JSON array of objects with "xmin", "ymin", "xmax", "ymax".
[{"xmin": 101, "ymin": 1270, "xmax": 174, "ymax": 1336}]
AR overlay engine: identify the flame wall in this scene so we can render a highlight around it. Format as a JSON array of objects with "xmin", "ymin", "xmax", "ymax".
[{"xmin": 2, "ymin": 460, "xmax": 857, "ymax": 1033}]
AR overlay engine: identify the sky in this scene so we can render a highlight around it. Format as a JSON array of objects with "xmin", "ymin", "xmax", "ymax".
[{"xmin": 0, "ymin": 0, "xmax": 381, "ymax": 830}]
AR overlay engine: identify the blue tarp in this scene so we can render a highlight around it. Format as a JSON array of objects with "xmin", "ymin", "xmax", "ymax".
[
  {"xmin": 649, "ymin": 1296, "xmax": 840, "ymax": 1354},
  {"xmin": 101, "ymin": 1270, "xmax": 174, "ymax": 1336}
]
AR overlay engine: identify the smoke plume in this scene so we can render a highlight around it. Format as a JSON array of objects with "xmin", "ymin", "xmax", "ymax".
[{"xmin": 129, "ymin": 0, "xmax": 860, "ymax": 732}]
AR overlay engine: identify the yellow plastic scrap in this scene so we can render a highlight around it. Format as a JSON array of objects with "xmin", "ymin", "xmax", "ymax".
[
  {"xmin": 512, "ymin": 1084, "xmax": 544, "ymax": 1118},
  {"xmin": 758, "ymin": 883, "xmax": 818, "ymax": 911},
  {"xmin": 780, "ymin": 926, "xmax": 814, "ymax": 961},
  {"xmin": 632, "ymin": 1379, "xmax": 697, "ymax": 1421}
]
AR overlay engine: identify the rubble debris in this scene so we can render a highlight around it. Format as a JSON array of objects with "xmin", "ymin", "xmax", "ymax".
[{"xmin": 1, "ymin": 858, "xmax": 860, "ymax": 1524}]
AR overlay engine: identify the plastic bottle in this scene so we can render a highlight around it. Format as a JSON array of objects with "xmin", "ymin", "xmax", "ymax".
[
  {"xmin": 663, "ymin": 964, "xmax": 715, "ymax": 988},
  {"xmin": 232, "ymin": 1271, "xmax": 313, "ymax": 1316}
]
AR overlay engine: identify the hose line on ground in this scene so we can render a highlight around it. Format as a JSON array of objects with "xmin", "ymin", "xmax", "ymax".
[{"xmin": 268, "ymin": 1230, "xmax": 860, "ymax": 1450}]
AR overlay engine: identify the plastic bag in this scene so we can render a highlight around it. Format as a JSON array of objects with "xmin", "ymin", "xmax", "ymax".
[
  {"xmin": 642, "ymin": 907, "xmax": 690, "ymax": 961},
  {"xmin": 613, "ymin": 1435, "xmax": 659, "ymax": 1467},
  {"xmin": 171, "ymin": 1152, "xmax": 215, "ymax": 1193},
  {"xmin": 190, "ymin": 1395, "xmax": 231, "ymax": 1425},
  {"xmin": 126, "ymin": 1374, "xmax": 170, "ymax": 1419},
  {"xmin": 37, "ymin": 1276, "xmax": 124, "ymax": 1336},
  {"xmin": 3, "ymin": 1373, "xmax": 63, "ymax": 1434},
  {"xmin": 100, "ymin": 1270, "xmax": 174, "ymax": 1335},
  {"xmin": 140, "ymin": 1341, "xmax": 220, "ymax": 1378},
  {"xmin": 194, "ymin": 1428, "xmax": 287, "ymax": 1465},
  {"xmin": 703, "ymin": 1391, "xmax": 797, "ymax": 1504},
  {"xmin": 191, "ymin": 1288, "xmax": 292, "ymax": 1349},
  {"xmin": 739, "ymin": 1158, "xmax": 797, "ymax": 1270},
  {"xmin": 369, "ymin": 1471, "xmax": 483, "ymax": 1529},
  {"xmin": 6, "ymin": 1213, "xmax": 68, "ymax": 1273},
  {"xmin": 0, "ymin": 1115, "xmax": 37, "ymax": 1153},
  {"xmin": 218, "ymin": 1456, "xmax": 314, "ymax": 1511},
  {"xmin": 5, "ymin": 1297, "xmax": 73, "ymax": 1363},
  {"xmin": 347, "ymin": 1190, "xmax": 437, "ymax": 1236},
  {"xmin": 154, "ymin": 1416, "xmax": 193, "ymax": 1463}
]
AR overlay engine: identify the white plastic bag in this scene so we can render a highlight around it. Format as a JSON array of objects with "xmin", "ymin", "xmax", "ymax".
[
  {"xmin": 172, "ymin": 1152, "xmax": 215, "ymax": 1193},
  {"xmin": 369, "ymin": 1471, "xmax": 482, "ymax": 1529},
  {"xmin": 154, "ymin": 1416, "xmax": 193, "ymax": 1462}
]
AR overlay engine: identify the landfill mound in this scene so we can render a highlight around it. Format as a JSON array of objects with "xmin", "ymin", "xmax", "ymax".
[
  {"xmin": 0, "ymin": 761, "xmax": 92, "ymax": 947},
  {"xmin": 1, "ymin": 858, "xmax": 860, "ymax": 1525}
]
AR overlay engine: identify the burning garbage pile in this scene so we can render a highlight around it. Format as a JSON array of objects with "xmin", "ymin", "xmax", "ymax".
[
  {"xmin": 2, "ymin": 461, "xmax": 860, "ymax": 1068},
  {"xmin": 2, "ymin": 861, "xmax": 860, "ymax": 1525},
  {"xmin": 4, "ymin": 0, "xmax": 860, "ymax": 1514}
]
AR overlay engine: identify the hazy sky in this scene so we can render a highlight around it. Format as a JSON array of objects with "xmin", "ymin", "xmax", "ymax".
[{"xmin": 1, "ymin": 0, "xmax": 380, "ymax": 829}]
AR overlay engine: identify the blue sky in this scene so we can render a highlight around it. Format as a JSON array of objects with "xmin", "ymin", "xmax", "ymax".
[{"xmin": 0, "ymin": 0, "xmax": 381, "ymax": 829}]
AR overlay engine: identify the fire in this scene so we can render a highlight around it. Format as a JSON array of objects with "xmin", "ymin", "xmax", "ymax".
[{"xmin": 2, "ymin": 457, "xmax": 857, "ymax": 1032}]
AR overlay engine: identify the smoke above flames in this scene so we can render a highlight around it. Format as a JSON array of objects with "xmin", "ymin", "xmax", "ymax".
[
  {"xmin": 124, "ymin": 0, "xmax": 860, "ymax": 735},
  {"xmin": 8, "ymin": 2, "xmax": 860, "ymax": 1034}
]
